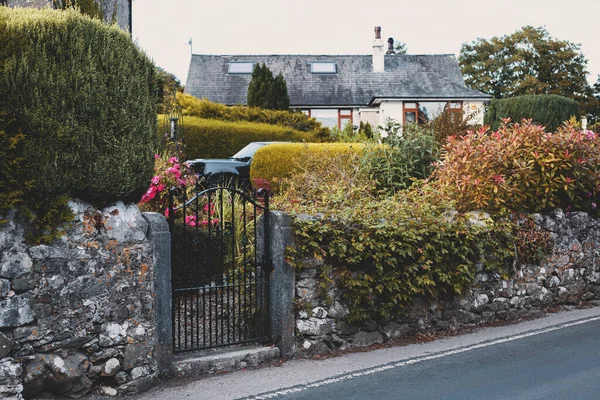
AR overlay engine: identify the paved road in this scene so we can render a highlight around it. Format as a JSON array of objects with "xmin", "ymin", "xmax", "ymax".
[
  {"xmin": 133, "ymin": 307, "xmax": 600, "ymax": 400},
  {"xmin": 256, "ymin": 318, "xmax": 600, "ymax": 400}
]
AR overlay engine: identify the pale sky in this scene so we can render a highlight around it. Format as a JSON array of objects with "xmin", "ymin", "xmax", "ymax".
[{"xmin": 132, "ymin": 0, "xmax": 600, "ymax": 88}]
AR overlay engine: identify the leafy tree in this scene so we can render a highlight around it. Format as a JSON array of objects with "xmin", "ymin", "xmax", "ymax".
[
  {"xmin": 155, "ymin": 67, "xmax": 182, "ymax": 114},
  {"xmin": 53, "ymin": 0, "xmax": 103, "ymax": 20},
  {"xmin": 459, "ymin": 26, "xmax": 594, "ymax": 110},
  {"xmin": 394, "ymin": 40, "xmax": 407, "ymax": 55},
  {"xmin": 247, "ymin": 63, "xmax": 290, "ymax": 110}
]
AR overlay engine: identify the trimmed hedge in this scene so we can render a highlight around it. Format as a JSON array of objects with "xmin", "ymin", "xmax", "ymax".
[
  {"xmin": 176, "ymin": 116, "xmax": 316, "ymax": 159},
  {"xmin": 0, "ymin": 7, "xmax": 157, "ymax": 240},
  {"xmin": 250, "ymin": 143, "xmax": 365, "ymax": 192},
  {"xmin": 177, "ymin": 93, "xmax": 331, "ymax": 141},
  {"xmin": 484, "ymin": 94, "xmax": 579, "ymax": 132}
]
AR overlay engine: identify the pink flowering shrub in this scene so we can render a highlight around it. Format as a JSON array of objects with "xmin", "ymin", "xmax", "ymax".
[
  {"xmin": 138, "ymin": 151, "xmax": 196, "ymax": 215},
  {"xmin": 433, "ymin": 120, "xmax": 600, "ymax": 214}
]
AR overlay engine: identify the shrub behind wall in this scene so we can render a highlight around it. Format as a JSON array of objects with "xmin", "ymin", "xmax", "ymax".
[
  {"xmin": 250, "ymin": 143, "xmax": 365, "ymax": 193},
  {"xmin": 484, "ymin": 94, "xmax": 579, "ymax": 132},
  {"xmin": 177, "ymin": 116, "xmax": 316, "ymax": 159},
  {"xmin": 0, "ymin": 7, "xmax": 158, "ymax": 205},
  {"xmin": 0, "ymin": 7, "xmax": 158, "ymax": 241},
  {"xmin": 177, "ymin": 93, "xmax": 331, "ymax": 140}
]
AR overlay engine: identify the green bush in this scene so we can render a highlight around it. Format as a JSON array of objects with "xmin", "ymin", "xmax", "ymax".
[
  {"xmin": 177, "ymin": 116, "xmax": 316, "ymax": 160},
  {"xmin": 0, "ymin": 7, "xmax": 158, "ymax": 240},
  {"xmin": 280, "ymin": 183, "xmax": 526, "ymax": 322},
  {"xmin": 484, "ymin": 95, "xmax": 579, "ymax": 132},
  {"xmin": 177, "ymin": 93, "xmax": 331, "ymax": 140},
  {"xmin": 433, "ymin": 120, "xmax": 600, "ymax": 214},
  {"xmin": 363, "ymin": 122, "xmax": 439, "ymax": 195},
  {"xmin": 250, "ymin": 143, "xmax": 365, "ymax": 193}
]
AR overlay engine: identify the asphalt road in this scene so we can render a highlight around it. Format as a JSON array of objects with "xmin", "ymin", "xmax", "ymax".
[
  {"xmin": 132, "ymin": 307, "xmax": 600, "ymax": 400},
  {"xmin": 261, "ymin": 318, "xmax": 600, "ymax": 400}
]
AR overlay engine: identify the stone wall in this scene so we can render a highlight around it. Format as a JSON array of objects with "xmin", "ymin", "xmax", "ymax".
[
  {"xmin": 294, "ymin": 209, "xmax": 600, "ymax": 355},
  {"xmin": 0, "ymin": 201, "xmax": 169, "ymax": 399}
]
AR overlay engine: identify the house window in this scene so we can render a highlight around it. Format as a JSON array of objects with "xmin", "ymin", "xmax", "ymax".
[
  {"xmin": 404, "ymin": 101, "xmax": 464, "ymax": 125},
  {"xmin": 339, "ymin": 109, "xmax": 353, "ymax": 129},
  {"xmin": 310, "ymin": 62, "xmax": 337, "ymax": 74},
  {"xmin": 305, "ymin": 109, "xmax": 353, "ymax": 129},
  {"xmin": 403, "ymin": 103, "xmax": 418, "ymax": 125},
  {"xmin": 228, "ymin": 62, "xmax": 254, "ymax": 74}
]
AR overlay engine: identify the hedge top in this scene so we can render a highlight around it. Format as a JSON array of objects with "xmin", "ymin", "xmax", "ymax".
[{"xmin": 0, "ymin": 6, "xmax": 158, "ymax": 206}]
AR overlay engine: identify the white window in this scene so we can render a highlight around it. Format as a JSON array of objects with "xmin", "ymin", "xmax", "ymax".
[
  {"xmin": 228, "ymin": 62, "xmax": 254, "ymax": 74},
  {"xmin": 310, "ymin": 62, "xmax": 337, "ymax": 74},
  {"xmin": 310, "ymin": 109, "xmax": 338, "ymax": 128}
]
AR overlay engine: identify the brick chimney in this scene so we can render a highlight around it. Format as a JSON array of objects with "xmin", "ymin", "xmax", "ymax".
[
  {"xmin": 372, "ymin": 26, "xmax": 385, "ymax": 72},
  {"xmin": 386, "ymin": 37, "xmax": 396, "ymax": 54}
]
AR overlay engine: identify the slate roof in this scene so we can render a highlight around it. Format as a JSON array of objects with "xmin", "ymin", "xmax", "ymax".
[{"xmin": 185, "ymin": 54, "xmax": 491, "ymax": 107}]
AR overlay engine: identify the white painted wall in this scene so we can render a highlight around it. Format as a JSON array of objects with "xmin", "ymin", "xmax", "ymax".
[
  {"xmin": 378, "ymin": 101, "xmax": 404, "ymax": 126},
  {"xmin": 464, "ymin": 101, "xmax": 486, "ymax": 125}
]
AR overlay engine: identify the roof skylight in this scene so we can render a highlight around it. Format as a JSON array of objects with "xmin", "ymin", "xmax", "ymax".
[
  {"xmin": 228, "ymin": 62, "xmax": 254, "ymax": 74},
  {"xmin": 310, "ymin": 61, "xmax": 337, "ymax": 74}
]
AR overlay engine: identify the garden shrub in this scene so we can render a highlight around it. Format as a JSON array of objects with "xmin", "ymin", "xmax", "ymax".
[
  {"xmin": 0, "ymin": 7, "xmax": 158, "ymax": 241},
  {"xmin": 267, "ymin": 135, "xmax": 554, "ymax": 322},
  {"xmin": 176, "ymin": 92, "xmax": 331, "ymax": 140},
  {"xmin": 433, "ymin": 120, "xmax": 600, "ymax": 214},
  {"xmin": 178, "ymin": 116, "xmax": 316, "ymax": 160},
  {"xmin": 363, "ymin": 122, "xmax": 439, "ymax": 195},
  {"xmin": 278, "ymin": 182, "xmax": 522, "ymax": 322},
  {"xmin": 484, "ymin": 95, "xmax": 579, "ymax": 132},
  {"xmin": 250, "ymin": 143, "xmax": 366, "ymax": 194}
]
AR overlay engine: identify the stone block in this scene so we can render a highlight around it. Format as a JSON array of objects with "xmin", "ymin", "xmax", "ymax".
[
  {"xmin": 122, "ymin": 343, "xmax": 152, "ymax": 370},
  {"xmin": 361, "ymin": 319, "xmax": 378, "ymax": 332},
  {"xmin": 296, "ymin": 317, "xmax": 334, "ymax": 336},
  {"xmin": 102, "ymin": 358, "xmax": 120, "ymax": 377},
  {"xmin": 351, "ymin": 331, "xmax": 383, "ymax": 347},
  {"xmin": 0, "ymin": 279, "xmax": 10, "ymax": 298},
  {"xmin": 327, "ymin": 301, "xmax": 349, "ymax": 319},
  {"xmin": 0, "ymin": 295, "xmax": 34, "ymax": 328},
  {"xmin": 382, "ymin": 322, "xmax": 411, "ymax": 340},
  {"xmin": 0, "ymin": 248, "xmax": 32, "ymax": 279}
]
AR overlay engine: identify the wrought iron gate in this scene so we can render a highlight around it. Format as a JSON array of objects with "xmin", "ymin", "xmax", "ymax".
[{"xmin": 168, "ymin": 185, "xmax": 271, "ymax": 353}]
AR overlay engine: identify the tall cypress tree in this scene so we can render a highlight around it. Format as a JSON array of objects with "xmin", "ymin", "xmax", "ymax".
[{"xmin": 247, "ymin": 63, "xmax": 290, "ymax": 110}]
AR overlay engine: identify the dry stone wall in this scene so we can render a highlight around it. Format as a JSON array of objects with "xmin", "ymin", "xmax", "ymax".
[
  {"xmin": 0, "ymin": 201, "xmax": 166, "ymax": 399},
  {"xmin": 295, "ymin": 209, "xmax": 600, "ymax": 355}
]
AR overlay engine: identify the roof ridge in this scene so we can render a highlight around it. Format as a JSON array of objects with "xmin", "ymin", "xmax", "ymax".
[{"xmin": 190, "ymin": 53, "xmax": 456, "ymax": 57}]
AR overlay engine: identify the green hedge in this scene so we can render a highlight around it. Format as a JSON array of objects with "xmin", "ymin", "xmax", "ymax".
[
  {"xmin": 0, "ymin": 7, "xmax": 157, "ymax": 241},
  {"xmin": 250, "ymin": 143, "xmax": 365, "ymax": 192},
  {"xmin": 177, "ymin": 93, "xmax": 331, "ymax": 141},
  {"xmin": 484, "ymin": 94, "xmax": 579, "ymax": 132},
  {"xmin": 176, "ymin": 116, "xmax": 316, "ymax": 159},
  {"xmin": 0, "ymin": 7, "xmax": 157, "ymax": 204}
]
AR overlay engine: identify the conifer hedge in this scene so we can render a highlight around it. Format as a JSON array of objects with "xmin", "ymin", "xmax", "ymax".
[
  {"xmin": 484, "ymin": 94, "xmax": 579, "ymax": 132},
  {"xmin": 0, "ymin": 7, "xmax": 158, "ymax": 205},
  {"xmin": 177, "ymin": 116, "xmax": 316, "ymax": 159},
  {"xmin": 0, "ymin": 7, "xmax": 158, "ymax": 240},
  {"xmin": 176, "ymin": 93, "xmax": 331, "ymax": 140}
]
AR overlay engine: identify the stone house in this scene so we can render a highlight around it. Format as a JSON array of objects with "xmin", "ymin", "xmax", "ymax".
[
  {"xmin": 2, "ymin": 0, "xmax": 132, "ymax": 34},
  {"xmin": 185, "ymin": 26, "xmax": 491, "ymax": 130}
]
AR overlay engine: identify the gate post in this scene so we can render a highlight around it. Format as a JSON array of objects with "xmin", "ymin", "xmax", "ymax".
[
  {"xmin": 262, "ymin": 211, "xmax": 296, "ymax": 357},
  {"xmin": 142, "ymin": 212, "xmax": 173, "ymax": 376}
]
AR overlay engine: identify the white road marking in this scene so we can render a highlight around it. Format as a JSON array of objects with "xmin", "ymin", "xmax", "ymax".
[{"xmin": 243, "ymin": 316, "xmax": 600, "ymax": 399}]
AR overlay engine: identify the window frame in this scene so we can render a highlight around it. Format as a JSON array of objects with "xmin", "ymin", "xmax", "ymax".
[
  {"xmin": 338, "ymin": 109, "xmax": 353, "ymax": 129},
  {"xmin": 309, "ymin": 61, "xmax": 338, "ymax": 74},
  {"xmin": 227, "ymin": 62, "xmax": 255, "ymax": 74}
]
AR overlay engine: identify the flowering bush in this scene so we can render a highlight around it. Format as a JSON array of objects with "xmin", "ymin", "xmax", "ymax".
[
  {"xmin": 433, "ymin": 120, "xmax": 600, "ymax": 214},
  {"xmin": 138, "ymin": 150, "xmax": 196, "ymax": 215}
]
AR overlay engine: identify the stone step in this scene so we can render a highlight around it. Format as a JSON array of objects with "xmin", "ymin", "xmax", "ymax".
[{"xmin": 172, "ymin": 345, "xmax": 280, "ymax": 378}]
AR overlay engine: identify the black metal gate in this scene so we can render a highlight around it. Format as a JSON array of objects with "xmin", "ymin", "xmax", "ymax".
[{"xmin": 168, "ymin": 185, "xmax": 271, "ymax": 353}]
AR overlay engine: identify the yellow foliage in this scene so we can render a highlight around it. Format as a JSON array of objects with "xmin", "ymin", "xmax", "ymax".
[{"xmin": 250, "ymin": 143, "xmax": 365, "ymax": 193}]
